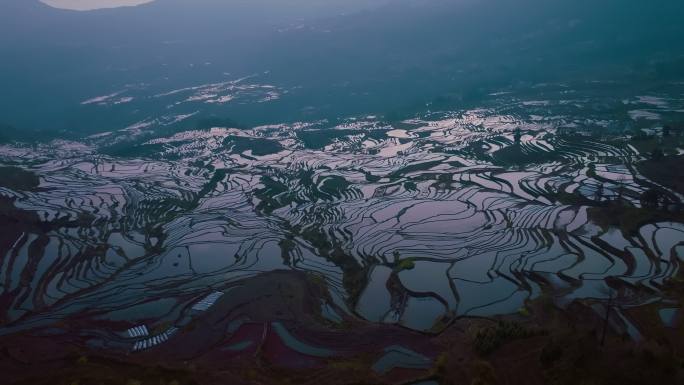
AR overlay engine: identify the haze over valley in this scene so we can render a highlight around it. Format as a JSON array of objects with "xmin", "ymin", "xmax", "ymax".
[{"xmin": 1, "ymin": 1, "xmax": 684, "ymax": 384}]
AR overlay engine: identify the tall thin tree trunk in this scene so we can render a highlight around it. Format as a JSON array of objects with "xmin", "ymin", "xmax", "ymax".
[{"xmin": 600, "ymin": 291, "xmax": 613, "ymax": 347}]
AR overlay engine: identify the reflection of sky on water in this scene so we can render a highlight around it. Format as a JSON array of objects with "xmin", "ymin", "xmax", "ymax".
[
  {"xmin": 41, "ymin": 0, "xmax": 154, "ymax": 11},
  {"xmin": 1, "ymin": 86, "xmax": 684, "ymax": 335}
]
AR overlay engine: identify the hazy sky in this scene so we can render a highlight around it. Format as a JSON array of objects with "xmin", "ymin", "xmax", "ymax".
[{"xmin": 41, "ymin": 0, "xmax": 155, "ymax": 11}]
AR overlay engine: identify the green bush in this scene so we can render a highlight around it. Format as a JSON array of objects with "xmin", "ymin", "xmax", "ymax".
[
  {"xmin": 395, "ymin": 258, "xmax": 416, "ymax": 272},
  {"xmin": 473, "ymin": 321, "xmax": 542, "ymax": 355}
]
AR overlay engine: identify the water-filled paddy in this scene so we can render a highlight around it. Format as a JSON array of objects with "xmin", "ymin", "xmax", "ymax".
[{"xmin": 1, "ymin": 87, "xmax": 683, "ymax": 383}]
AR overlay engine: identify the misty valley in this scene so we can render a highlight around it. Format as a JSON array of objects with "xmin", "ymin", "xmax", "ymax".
[{"xmin": 1, "ymin": 1, "xmax": 684, "ymax": 384}]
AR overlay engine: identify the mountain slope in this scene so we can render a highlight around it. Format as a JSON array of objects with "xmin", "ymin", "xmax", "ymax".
[{"xmin": 1, "ymin": 0, "xmax": 683, "ymax": 137}]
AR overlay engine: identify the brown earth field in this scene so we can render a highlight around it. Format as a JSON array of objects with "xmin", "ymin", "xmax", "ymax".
[{"xmin": 1, "ymin": 266, "xmax": 684, "ymax": 385}]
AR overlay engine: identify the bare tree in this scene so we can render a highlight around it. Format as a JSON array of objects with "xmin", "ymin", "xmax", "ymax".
[{"xmin": 598, "ymin": 285, "xmax": 617, "ymax": 347}]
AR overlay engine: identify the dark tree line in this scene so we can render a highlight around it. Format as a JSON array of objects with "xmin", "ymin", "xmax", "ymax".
[{"xmin": 639, "ymin": 187, "xmax": 677, "ymax": 210}]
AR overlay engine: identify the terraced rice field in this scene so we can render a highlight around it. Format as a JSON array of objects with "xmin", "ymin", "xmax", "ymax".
[{"xmin": 0, "ymin": 89, "xmax": 683, "ymax": 379}]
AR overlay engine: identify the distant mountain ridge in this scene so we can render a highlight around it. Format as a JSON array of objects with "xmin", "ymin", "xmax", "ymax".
[{"xmin": 1, "ymin": 0, "xmax": 683, "ymax": 137}]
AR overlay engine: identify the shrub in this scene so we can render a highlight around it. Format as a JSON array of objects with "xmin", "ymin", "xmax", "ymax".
[{"xmin": 473, "ymin": 321, "xmax": 542, "ymax": 355}]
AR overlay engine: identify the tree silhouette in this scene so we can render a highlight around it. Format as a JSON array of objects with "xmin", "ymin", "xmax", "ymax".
[
  {"xmin": 598, "ymin": 285, "xmax": 617, "ymax": 347},
  {"xmin": 640, "ymin": 188, "xmax": 662, "ymax": 209},
  {"xmin": 514, "ymin": 128, "xmax": 522, "ymax": 144},
  {"xmin": 650, "ymin": 148, "xmax": 664, "ymax": 161},
  {"xmin": 594, "ymin": 183, "xmax": 604, "ymax": 203},
  {"xmin": 615, "ymin": 176, "xmax": 626, "ymax": 204}
]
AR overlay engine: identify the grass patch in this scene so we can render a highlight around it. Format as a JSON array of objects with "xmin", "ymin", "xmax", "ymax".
[
  {"xmin": 637, "ymin": 155, "xmax": 684, "ymax": 195},
  {"xmin": 492, "ymin": 143, "xmax": 561, "ymax": 166},
  {"xmin": 629, "ymin": 135, "xmax": 683, "ymax": 157},
  {"xmin": 394, "ymin": 258, "xmax": 416, "ymax": 272},
  {"xmin": 588, "ymin": 204, "xmax": 684, "ymax": 236},
  {"xmin": 472, "ymin": 321, "xmax": 544, "ymax": 355},
  {"xmin": 0, "ymin": 166, "xmax": 40, "ymax": 191},
  {"xmin": 223, "ymin": 136, "xmax": 283, "ymax": 156}
]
